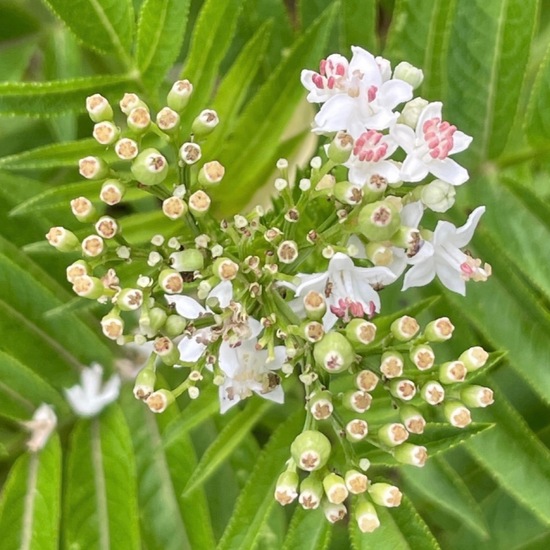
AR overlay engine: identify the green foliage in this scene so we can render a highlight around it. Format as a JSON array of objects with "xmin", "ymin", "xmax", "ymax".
[{"xmin": 1, "ymin": 0, "xmax": 550, "ymax": 548}]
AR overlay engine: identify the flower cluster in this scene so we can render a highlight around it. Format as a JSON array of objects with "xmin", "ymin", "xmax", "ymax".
[{"xmin": 46, "ymin": 46, "xmax": 494, "ymax": 532}]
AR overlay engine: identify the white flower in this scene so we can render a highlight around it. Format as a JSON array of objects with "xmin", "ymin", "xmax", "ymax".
[
  {"xmin": 391, "ymin": 102, "xmax": 472, "ymax": 185},
  {"xmin": 302, "ymin": 46, "xmax": 413, "ymax": 137},
  {"xmin": 24, "ymin": 404, "xmax": 57, "ymax": 452},
  {"xmin": 218, "ymin": 338, "xmax": 285, "ymax": 414},
  {"xmin": 344, "ymin": 130, "xmax": 400, "ymax": 187},
  {"xmin": 64, "ymin": 363, "xmax": 121, "ymax": 417},
  {"xmin": 292, "ymin": 253, "xmax": 396, "ymax": 330},
  {"xmin": 403, "ymin": 206, "xmax": 491, "ymax": 295}
]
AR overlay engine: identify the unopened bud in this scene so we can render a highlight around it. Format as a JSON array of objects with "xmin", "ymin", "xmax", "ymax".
[
  {"xmin": 459, "ymin": 346, "xmax": 489, "ymax": 372},
  {"xmin": 421, "ymin": 380, "xmax": 445, "ymax": 405},
  {"xmin": 393, "ymin": 61, "xmax": 424, "ymax": 89},
  {"xmin": 313, "ymin": 332, "xmax": 355, "ymax": 373},
  {"xmin": 391, "ymin": 315, "xmax": 419, "ymax": 341},
  {"xmin": 400, "ymin": 405, "xmax": 426, "ymax": 434},
  {"xmin": 380, "ymin": 351, "xmax": 404, "ymax": 378},
  {"xmin": 86, "ymin": 93, "xmax": 113, "ymax": 122},
  {"xmin": 327, "ymin": 131, "xmax": 354, "ymax": 163},
  {"xmin": 356, "ymin": 370, "xmax": 379, "ymax": 392},
  {"xmin": 439, "ymin": 361, "xmax": 467, "ymax": 384},
  {"xmin": 95, "ymin": 216, "xmax": 118, "ymax": 239},
  {"xmin": 79, "ymin": 156, "xmax": 108, "ymax": 180},
  {"xmin": 345, "ymin": 419, "xmax": 368, "ymax": 441},
  {"xmin": 100, "ymin": 179, "xmax": 125, "ymax": 205},
  {"xmin": 170, "ymin": 249, "xmax": 204, "ymax": 272},
  {"xmin": 421, "ymin": 179, "xmax": 456, "ymax": 212},
  {"xmin": 164, "ymin": 315, "xmax": 187, "ymax": 337},
  {"xmin": 323, "ymin": 473, "xmax": 348, "ymax": 505},
  {"xmin": 365, "ymin": 242, "xmax": 393, "ymax": 266},
  {"xmin": 188, "ymin": 190, "xmax": 211, "ymax": 216},
  {"xmin": 309, "ymin": 390, "xmax": 333, "ymax": 420},
  {"xmin": 378, "ymin": 423, "xmax": 409, "ymax": 447},
  {"xmin": 162, "ymin": 196, "xmax": 188, "ymax": 220},
  {"xmin": 114, "ymin": 138, "xmax": 139, "ymax": 160},
  {"xmin": 358, "ymin": 200, "xmax": 400, "ymax": 241},
  {"xmin": 93, "ymin": 121, "xmax": 119, "ymax": 145},
  {"xmin": 388, "ymin": 379, "xmax": 417, "ymax": 401},
  {"xmin": 290, "ymin": 430, "xmax": 331, "ymax": 472},
  {"xmin": 81, "ymin": 235, "xmax": 104, "ymax": 257},
  {"xmin": 356, "ymin": 499, "xmax": 380, "ymax": 533},
  {"xmin": 299, "ymin": 476, "xmax": 323, "ymax": 509},
  {"xmin": 444, "ymin": 400, "xmax": 472, "ymax": 428},
  {"xmin": 180, "ymin": 142, "xmax": 202, "ymax": 165},
  {"xmin": 410, "ymin": 344, "xmax": 435, "ymax": 371},
  {"xmin": 159, "ymin": 269, "xmax": 184, "ymax": 294},
  {"xmin": 156, "ymin": 107, "xmax": 180, "ymax": 132},
  {"xmin": 192, "ymin": 109, "xmax": 219, "ymax": 137},
  {"xmin": 274, "ymin": 470, "xmax": 299, "ymax": 505},
  {"xmin": 146, "ymin": 389, "xmax": 174, "ymax": 413},
  {"xmin": 167, "ymin": 80, "xmax": 193, "ymax": 111},
  {"xmin": 425, "ymin": 317, "xmax": 454, "ymax": 342},
  {"xmin": 460, "ymin": 385, "xmax": 494, "ymax": 408},
  {"xmin": 398, "ymin": 97, "xmax": 429, "ymax": 128},
  {"xmin": 369, "ymin": 483, "xmax": 402, "ymax": 507},
  {"xmin": 198, "ymin": 161, "xmax": 225, "ymax": 186},
  {"xmin": 131, "ymin": 148, "xmax": 168, "ymax": 186}
]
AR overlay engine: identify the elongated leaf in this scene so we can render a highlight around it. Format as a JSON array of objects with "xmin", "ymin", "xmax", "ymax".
[
  {"xmin": 179, "ymin": 0, "xmax": 243, "ymax": 121},
  {"xmin": 350, "ymin": 495, "xmax": 440, "ymax": 549},
  {"xmin": 64, "ymin": 406, "xmax": 140, "ymax": 550},
  {"xmin": 0, "ymin": 351, "xmax": 68, "ymax": 421},
  {"xmin": 136, "ymin": 0, "xmax": 192, "ymax": 89},
  {"xmin": 281, "ymin": 507, "xmax": 332, "ymax": 550},
  {"xmin": 402, "ymin": 457, "xmax": 489, "ymax": 539},
  {"xmin": 0, "ymin": 435, "xmax": 61, "ymax": 550},
  {"xmin": 183, "ymin": 399, "xmax": 271, "ymax": 495},
  {"xmin": 214, "ymin": 3, "xmax": 337, "ymax": 212},
  {"xmin": 0, "ymin": 75, "xmax": 133, "ymax": 117},
  {"xmin": 42, "ymin": 0, "xmax": 135, "ymax": 63},
  {"xmin": 217, "ymin": 410, "xmax": 304, "ymax": 550},
  {"xmin": 340, "ymin": 0, "xmax": 377, "ymax": 53},
  {"xmin": 466, "ymin": 387, "xmax": 550, "ymax": 525},
  {"xmin": 525, "ymin": 40, "xmax": 550, "ymax": 145},
  {"xmin": 446, "ymin": 0, "xmax": 538, "ymax": 161}
]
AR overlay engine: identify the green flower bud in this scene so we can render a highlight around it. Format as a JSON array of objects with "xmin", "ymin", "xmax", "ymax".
[
  {"xmin": 323, "ymin": 500, "xmax": 347, "ymax": 523},
  {"xmin": 443, "ymin": 400, "xmax": 471, "ymax": 428},
  {"xmin": 156, "ymin": 107, "xmax": 180, "ymax": 133},
  {"xmin": 459, "ymin": 346, "xmax": 489, "ymax": 372},
  {"xmin": 369, "ymin": 482, "xmax": 402, "ymax": 507},
  {"xmin": 357, "ymin": 200, "xmax": 400, "ymax": 241},
  {"xmin": 355, "ymin": 370, "xmax": 379, "ymax": 392},
  {"xmin": 144, "ymin": 307, "xmax": 167, "ymax": 333},
  {"xmin": 398, "ymin": 97, "xmax": 429, "ymax": 128},
  {"xmin": 92, "ymin": 121, "xmax": 119, "ymax": 145},
  {"xmin": 119, "ymin": 93, "xmax": 145, "ymax": 115},
  {"xmin": 100, "ymin": 310, "xmax": 124, "ymax": 340},
  {"xmin": 409, "ymin": 344, "xmax": 435, "ymax": 371},
  {"xmin": 86, "ymin": 94, "xmax": 113, "ymax": 122},
  {"xmin": 380, "ymin": 350, "xmax": 404, "ymax": 378},
  {"xmin": 393, "ymin": 61, "xmax": 424, "ymax": 89},
  {"xmin": 346, "ymin": 319, "xmax": 377, "ymax": 347},
  {"xmin": 391, "ymin": 315, "xmax": 420, "ymax": 341},
  {"xmin": 146, "ymin": 388, "xmax": 174, "ymax": 413},
  {"xmin": 334, "ymin": 181, "xmax": 363, "ymax": 205},
  {"xmin": 70, "ymin": 197, "xmax": 97, "ymax": 223},
  {"xmin": 421, "ymin": 179, "xmax": 456, "ymax": 213},
  {"xmin": 95, "ymin": 216, "xmax": 118, "ymax": 240},
  {"xmin": 327, "ymin": 131, "xmax": 354, "ymax": 164},
  {"xmin": 153, "ymin": 336, "xmax": 180, "ymax": 366},
  {"xmin": 66, "ymin": 260, "xmax": 90, "ymax": 283},
  {"xmin": 79, "ymin": 156, "xmax": 108, "ymax": 180},
  {"xmin": 345, "ymin": 470, "xmax": 368, "ymax": 494},
  {"xmin": 309, "ymin": 390, "xmax": 333, "ymax": 420},
  {"xmin": 162, "ymin": 196, "xmax": 188, "ymax": 220},
  {"xmin": 133, "ymin": 366, "xmax": 156, "ymax": 400},
  {"xmin": 131, "ymin": 148, "xmax": 168, "ymax": 186},
  {"xmin": 167, "ymin": 80, "xmax": 193, "ymax": 112},
  {"xmin": 192, "ymin": 109, "xmax": 219, "ymax": 137},
  {"xmin": 439, "ymin": 360, "xmax": 467, "ymax": 384},
  {"xmin": 170, "ymin": 249, "xmax": 204, "ymax": 272},
  {"xmin": 274, "ymin": 470, "xmax": 299, "ymax": 506},
  {"xmin": 72, "ymin": 275, "xmax": 105, "ymax": 299},
  {"xmin": 400, "ymin": 405, "xmax": 426, "ymax": 434},
  {"xmin": 303, "ymin": 291, "xmax": 327, "ymax": 321},
  {"xmin": 394, "ymin": 443, "xmax": 428, "ymax": 467},
  {"xmin": 388, "ymin": 379, "xmax": 417, "ymax": 401},
  {"xmin": 345, "ymin": 419, "xmax": 368, "ymax": 441},
  {"xmin": 116, "ymin": 288, "xmax": 144, "ymax": 311},
  {"xmin": 377, "ymin": 423, "xmax": 409, "ymax": 447},
  {"xmin": 290, "ymin": 430, "xmax": 331, "ymax": 472},
  {"xmin": 159, "ymin": 269, "xmax": 184, "ymax": 294},
  {"xmin": 342, "ymin": 390, "xmax": 372, "ymax": 413},
  {"xmin": 198, "ymin": 161, "xmax": 225, "ymax": 186},
  {"xmin": 46, "ymin": 226, "xmax": 80, "ymax": 252},
  {"xmin": 425, "ymin": 317, "xmax": 454, "ymax": 342},
  {"xmin": 460, "ymin": 385, "xmax": 494, "ymax": 408},
  {"xmin": 365, "ymin": 242, "xmax": 393, "ymax": 266},
  {"xmin": 323, "ymin": 473, "xmax": 348, "ymax": 504},
  {"xmin": 164, "ymin": 314, "xmax": 187, "ymax": 337},
  {"xmin": 313, "ymin": 332, "xmax": 355, "ymax": 373},
  {"xmin": 188, "ymin": 190, "xmax": 211, "ymax": 216},
  {"xmin": 302, "ymin": 321, "xmax": 325, "ymax": 343},
  {"xmin": 299, "ymin": 475, "xmax": 323, "ymax": 509},
  {"xmin": 355, "ymin": 498, "xmax": 380, "ymax": 533}
]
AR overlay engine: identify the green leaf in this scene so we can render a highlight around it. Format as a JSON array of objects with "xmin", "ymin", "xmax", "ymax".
[
  {"xmin": 340, "ymin": 0, "xmax": 377, "ymax": 53},
  {"xmin": 0, "ymin": 435, "xmax": 61, "ymax": 550},
  {"xmin": 402, "ymin": 457, "xmax": 489, "ymax": 539},
  {"xmin": 217, "ymin": 409, "xmax": 305, "ymax": 550},
  {"xmin": 183, "ymin": 399, "xmax": 271, "ymax": 496},
  {"xmin": 179, "ymin": 0, "xmax": 244, "ymax": 121},
  {"xmin": 135, "ymin": 0, "xmax": 192, "ymax": 90},
  {"xmin": 350, "ymin": 494, "xmax": 440, "ymax": 550},
  {"xmin": 525, "ymin": 38, "xmax": 550, "ymax": 145},
  {"xmin": 213, "ymin": 3, "xmax": 337, "ymax": 213},
  {"xmin": 41, "ymin": 0, "xmax": 135, "ymax": 63},
  {"xmin": 466, "ymin": 386, "xmax": 550, "ymax": 526},
  {"xmin": 0, "ymin": 351, "xmax": 68, "ymax": 421},
  {"xmin": 64, "ymin": 406, "xmax": 140, "ymax": 550},
  {"xmin": 446, "ymin": 0, "xmax": 538, "ymax": 161},
  {"xmin": 281, "ymin": 507, "xmax": 332, "ymax": 550},
  {"xmin": 0, "ymin": 75, "xmax": 133, "ymax": 117}
]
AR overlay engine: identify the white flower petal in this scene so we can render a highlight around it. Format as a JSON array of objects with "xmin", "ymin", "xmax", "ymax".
[
  {"xmin": 429, "ymin": 158, "xmax": 469, "ymax": 186},
  {"xmin": 350, "ymin": 46, "xmax": 381, "ymax": 83},
  {"xmin": 400, "ymin": 201, "xmax": 424, "ymax": 228},
  {"xmin": 436, "ymin": 260, "xmax": 467, "ymax": 295},
  {"xmin": 313, "ymin": 95, "xmax": 357, "ymax": 133},
  {"xmin": 178, "ymin": 335, "xmax": 207, "ymax": 362},
  {"xmin": 401, "ymin": 154, "xmax": 429, "ymax": 182},
  {"xmin": 402, "ymin": 257, "xmax": 436, "ymax": 290},
  {"xmin": 166, "ymin": 295, "xmax": 206, "ymax": 319},
  {"xmin": 255, "ymin": 384, "xmax": 285, "ymax": 405},
  {"xmin": 377, "ymin": 79, "xmax": 413, "ymax": 110},
  {"xmin": 219, "ymin": 383, "xmax": 242, "ymax": 414},
  {"xmin": 208, "ymin": 280, "xmax": 233, "ymax": 309},
  {"xmin": 269, "ymin": 346, "xmax": 287, "ymax": 370},
  {"xmin": 450, "ymin": 130, "xmax": 473, "ymax": 154},
  {"xmin": 416, "ymin": 102, "xmax": 443, "ymax": 134},
  {"xmin": 390, "ymin": 123, "xmax": 416, "ymax": 153},
  {"xmin": 452, "ymin": 206, "xmax": 485, "ymax": 248}
]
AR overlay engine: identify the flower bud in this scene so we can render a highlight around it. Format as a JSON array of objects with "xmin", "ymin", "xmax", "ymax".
[
  {"xmin": 358, "ymin": 200, "xmax": 400, "ymax": 241},
  {"xmin": 116, "ymin": 288, "xmax": 143, "ymax": 311},
  {"xmin": 327, "ymin": 131, "xmax": 354, "ymax": 163},
  {"xmin": 133, "ymin": 367, "xmax": 156, "ymax": 400},
  {"xmin": 444, "ymin": 400, "xmax": 472, "ymax": 428},
  {"xmin": 141, "ymin": 307, "xmax": 167, "ymax": 333},
  {"xmin": 192, "ymin": 109, "xmax": 219, "ymax": 137},
  {"xmin": 119, "ymin": 93, "xmax": 143, "ymax": 115},
  {"xmin": 167, "ymin": 80, "xmax": 193, "ymax": 111},
  {"xmin": 95, "ymin": 216, "xmax": 118, "ymax": 239},
  {"xmin": 410, "ymin": 344, "xmax": 435, "ymax": 370},
  {"xmin": 79, "ymin": 156, "xmax": 108, "ymax": 180},
  {"xmin": 93, "ymin": 121, "xmax": 119, "ymax": 145},
  {"xmin": 439, "ymin": 360, "xmax": 467, "ymax": 384},
  {"xmin": 355, "ymin": 499, "xmax": 380, "ymax": 533},
  {"xmin": 391, "ymin": 315, "xmax": 419, "ymax": 341},
  {"xmin": 81, "ymin": 235, "xmax": 104, "ymax": 258},
  {"xmin": 114, "ymin": 138, "xmax": 139, "ymax": 160},
  {"xmin": 303, "ymin": 291, "xmax": 326, "ymax": 321},
  {"xmin": 86, "ymin": 94, "xmax": 113, "ymax": 122},
  {"xmin": 198, "ymin": 161, "xmax": 225, "ymax": 186},
  {"xmin": 309, "ymin": 390, "xmax": 333, "ymax": 420},
  {"xmin": 393, "ymin": 61, "xmax": 424, "ymax": 89},
  {"xmin": 334, "ymin": 181, "xmax": 363, "ymax": 205},
  {"xmin": 146, "ymin": 389, "xmax": 174, "ymax": 413},
  {"xmin": 277, "ymin": 240, "xmax": 299, "ymax": 264},
  {"xmin": 421, "ymin": 179, "xmax": 456, "ymax": 212},
  {"xmin": 378, "ymin": 423, "xmax": 409, "ymax": 447},
  {"xmin": 459, "ymin": 346, "xmax": 489, "ymax": 372},
  {"xmin": 156, "ymin": 107, "xmax": 180, "ymax": 133},
  {"xmin": 323, "ymin": 500, "xmax": 347, "ymax": 523},
  {"xmin": 46, "ymin": 226, "xmax": 80, "ymax": 252},
  {"xmin": 345, "ymin": 470, "xmax": 368, "ymax": 494},
  {"xmin": 188, "ymin": 190, "xmax": 211, "ymax": 216},
  {"xmin": 380, "ymin": 351, "xmax": 404, "ymax": 378},
  {"xmin": 164, "ymin": 314, "xmax": 187, "ymax": 337},
  {"xmin": 313, "ymin": 332, "xmax": 355, "ymax": 373},
  {"xmin": 162, "ymin": 196, "xmax": 188, "ymax": 220},
  {"xmin": 159, "ymin": 269, "xmax": 184, "ymax": 294},
  {"xmin": 460, "ymin": 385, "xmax": 494, "ymax": 408},
  {"xmin": 398, "ymin": 97, "xmax": 429, "ymax": 128},
  {"xmin": 154, "ymin": 336, "xmax": 180, "ymax": 366},
  {"xmin": 170, "ymin": 249, "xmax": 204, "ymax": 272},
  {"xmin": 394, "ymin": 443, "xmax": 428, "ymax": 467},
  {"xmin": 425, "ymin": 317, "xmax": 454, "ymax": 342},
  {"xmin": 101, "ymin": 311, "xmax": 124, "ymax": 340},
  {"xmin": 299, "ymin": 476, "xmax": 323, "ymax": 509},
  {"xmin": 72, "ymin": 275, "xmax": 105, "ymax": 299},
  {"xmin": 420, "ymin": 381, "xmax": 445, "ymax": 405},
  {"xmin": 342, "ymin": 390, "xmax": 372, "ymax": 413},
  {"xmin": 345, "ymin": 419, "xmax": 368, "ymax": 441},
  {"xmin": 66, "ymin": 260, "xmax": 90, "ymax": 283},
  {"xmin": 213, "ymin": 257, "xmax": 239, "ymax": 280},
  {"xmin": 400, "ymin": 405, "xmax": 426, "ymax": 434},
  {"xmin": 69, "ymin": 197, "xmax": 96, "ymax": 223},
  {"xmin": 388, "ymin": 379, "xmax": 416, "ymax": 401},
  {"xmin": 369, "ymin": 483, "xmax": 402, "ymax": 507},
  {"xmin": 290, "ymin": 430, "xmax": 331, "ymax": 472},
  {"xmin": 302, "ymin": 321, "xmax": 325, "ymax": 343},
  {"xmin": 323, "ymin": 473, "xmax": 348, "ymax": 504},
  {"xmin": 180, "ymin": 142, "xmax": 202, "ymax": 165},
  {"xmin": 274, "ymin": 470, "xmax": 299, "ymax": 505},
  {"xmin": 131, "ymin": 148, "xmax": 168, "ymax": 186},
  {"xmin": 365, "ymin": 242, "xmax": 393, "ymax": 266},
  {"xmin": 356, "ymin": 370, "xmax": 379, "ymax": 392}
]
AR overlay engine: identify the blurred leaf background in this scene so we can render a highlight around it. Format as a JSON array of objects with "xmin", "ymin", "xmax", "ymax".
[{"xmin": 1, "ymin": 0, "xmax": 550, "ymax": 548}]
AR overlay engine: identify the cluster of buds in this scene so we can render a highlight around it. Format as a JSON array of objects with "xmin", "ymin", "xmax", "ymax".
[{"xmin": 47, "ymin": 46, "xmax": 495, "ymax": 534}]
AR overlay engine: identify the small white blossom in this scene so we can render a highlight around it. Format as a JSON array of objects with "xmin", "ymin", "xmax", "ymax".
[
  {"xmin": 24, "ymin": 404, "xmax": 57, "ymax": 452},
  {"xmin": 64, "ymin": 363, "xmax": 121, "ymax": 417}
]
